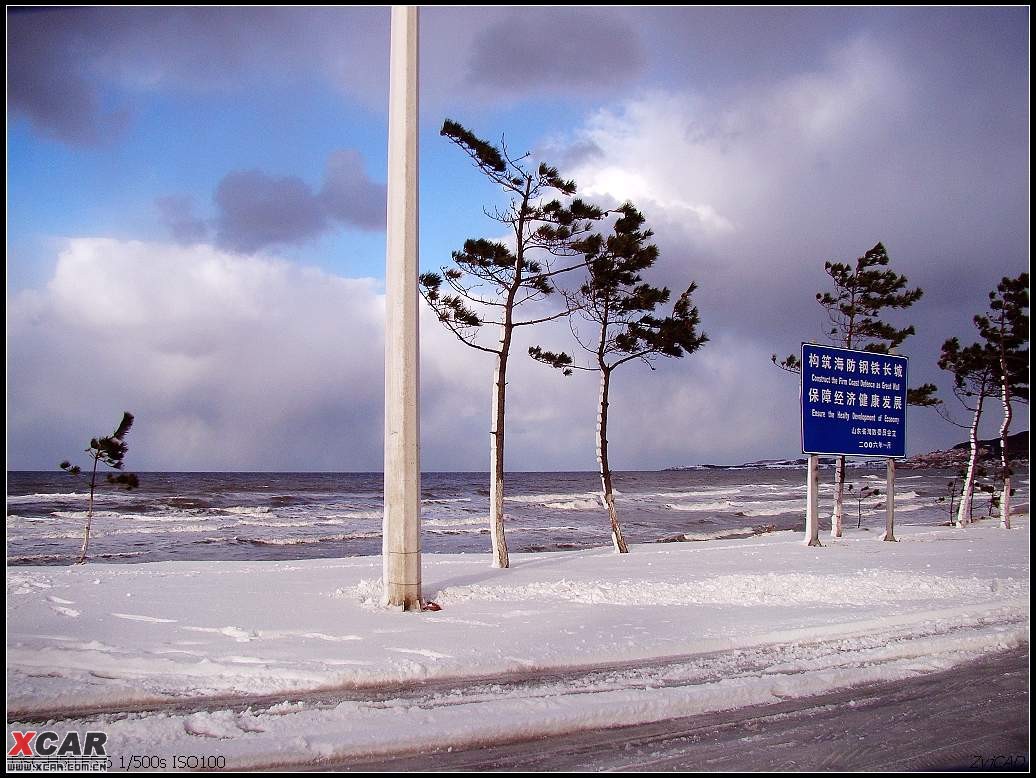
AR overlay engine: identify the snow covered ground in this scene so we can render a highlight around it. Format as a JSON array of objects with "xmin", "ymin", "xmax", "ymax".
[{"xmin": 7, "ymin": 511, "xmax": 1029, "ymax": 770}]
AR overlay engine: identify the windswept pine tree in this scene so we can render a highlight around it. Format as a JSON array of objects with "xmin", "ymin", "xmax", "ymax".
[
  {"xmin": 530, "ymin": 204, "xmax": 707, "ymax": 553},
  {"xmin": 60, "ymin": 412, "xmax": 139, "ymax": 564},
  {"xmin": 973, "ymin": 274, "xmax": 1029, "ymax": 527},
  {"xmin": 937, "ymin": 339, "xmax": 999, "ymax": 527},
  {"xmin": 771, "ymin": 242, "xmax": 934, "ymax": 538},
  {"xmin": 970, "ymin": 273, "xmax": 1028, "ymax": 528},
  {"xmin": 420, "ymin": 120, "xmax": 606, "ymax": 569}
]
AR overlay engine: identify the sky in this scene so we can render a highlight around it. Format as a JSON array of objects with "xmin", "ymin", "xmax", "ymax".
[{"xmin": 6, "ymin": 6, "xmax": 1030, "ymax": 472}]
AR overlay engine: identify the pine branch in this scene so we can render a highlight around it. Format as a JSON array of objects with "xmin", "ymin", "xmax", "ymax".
[
  {"xmin": 528, "ymin": 346, "xmax": 579, "ymax": 376},
  {"xmin": 907, "ymin": 383, "xmax": 940, "ymax": 407}
]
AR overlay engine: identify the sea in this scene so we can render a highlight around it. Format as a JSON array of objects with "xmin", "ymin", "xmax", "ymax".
[{"xmin": 6, "ymin": 466, "xmax": 980, "ymax": 566}]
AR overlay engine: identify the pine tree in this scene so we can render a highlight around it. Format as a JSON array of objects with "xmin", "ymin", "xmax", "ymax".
[
  {"xmin": 530, "ymin": 204, "xmax": 707, "ymax": 553},
  {"xmin": 420, "ymin": 120, "xmax": 606, "ymax": 569},
  {"xmin": 845, "ymin": 483, "xmax": 881, "ymax": 529},
  {"xmin": 771, "ymin": 242, "xmax": 933, "ymax": 538},
  {"xmin": 60, "ymin": 412, "xmax": 139, "ymax": 564},
  {"xmin": 971, "ymin": 273, "xmax": 1028, "ymax": 528},
  {"xmin": 937, "ymin": 339, "xmax": 999, "ymax": 527}
]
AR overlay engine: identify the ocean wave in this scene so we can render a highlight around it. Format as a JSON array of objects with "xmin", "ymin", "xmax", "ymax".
[
  {"xmin": 424, "ymin": 517, "xmax": 486, "ymax": 528},
  {"xmin": 222, "ymin": 506, "xmax": 272, "ymax": 516},
  {"xmin": 50, "ymin": 510, "xmax": 125, "ymax": 520},
  {"xmin": 667, "ymin": 527, "xmax": 762, "ymax": 542},
  {"xmin": 94, "ymin": 524, "xmax": 215, "ymax": 536},
  {"xmin": 7, "ymin": 553, "xmax": 70, "ymax": 564},
  {"xmin": 507, "ymin": 492, "xmax": 599, "ymax": 506},
  {"xmin": 232, "ymin": 532, "xmax": 381, "ymax": 546},
  {"xmin": 321, "ymin": 510, "xmax": 383, "ymax": 520},
  {"xmin": 10, "ymin": 491, "xmax": 143, "ymax": 506},
  {"xmin": 162, "ymin": 497, "xmax": 213, "ymax": 509},
  {"xmin": 50, "ymin": 511, "xmax": 209, "ymax": 524},
  {"xmin": 647, "ymin": 488, "xmax": 745, "ymax": 499},
  {"xmin": 8, "ymin": 492, "xmax": 91, "ymax": 504},
  {"xmin": 543, "ymin": 498, "xmax": 602, "ymax": 511},
  {"xmin": 125, "ymin": 513, "xmax": 217, "ymax": 523},
  {"xmin": 734, "ymin": 499, "xmax": 808, "ymax": 516},
  {"xmin": 7, "ymin": 550, "xmax": 152, "ymax": 563},
  {"xmin": 234, "ymin": 519, "xmax": 318, "ymax": 528},
  {"xmin": 519, "ymin": 525, "xmax": 581, "ymax": 533},
  {"xmin": 664, "ymin": 501, "xmax": 734, "ymax": 512},
  {"xmin": 268, "ymin": 495, "xmax": 307, "ymax": 507}
]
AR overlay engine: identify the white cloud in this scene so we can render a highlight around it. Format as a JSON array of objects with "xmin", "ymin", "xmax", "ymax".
[
  {"xmin": 9, "ymin": 238, "xmax": 804, "ymax": 472},
  {"xmin": 566, "ymin": 36, "xmax": 914, "ymax": 256},
  {"xmin": 8, "ymin": 239, "xmax": 385, "ymax": 471}
]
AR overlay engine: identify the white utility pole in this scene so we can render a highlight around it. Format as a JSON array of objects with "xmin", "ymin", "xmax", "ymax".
[
  {"xmin": 804, "ymin": 454, "xmax": 822, "ymax": 546},
  {"xmin": 383, "ymin": 5, "xmax": 422, "ymax": 610}
]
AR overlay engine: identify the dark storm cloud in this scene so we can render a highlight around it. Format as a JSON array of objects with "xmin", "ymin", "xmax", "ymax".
[
  {"xmin": 7, "ymin": 8, "xmax": 130, "ymax": 145},
  {"xmin": 214, "ymin": 171, "xmax": 329, "ymax": 254},
  {"xmin": 7, "ymin": 7, "xmax": 388, "ymax": 145},
  {"xmin": 466, "ymin": 9, "xmax": 645, "ymax": 92},
  {"xmin": 155, "ymin": 195, "xmax": 209, "ymax": 245},
  {"xmin": 158, "ymin": 151, "xmax": 386, "ymax": 253},
  {"xmin": 319, "ymin": 150, "xmax": 387, "ymax": 231}
]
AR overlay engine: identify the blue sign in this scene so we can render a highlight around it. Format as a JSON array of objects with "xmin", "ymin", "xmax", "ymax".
[{"xmin": 801, "ymin": 344, "xmax": 908, "ymax": 458}]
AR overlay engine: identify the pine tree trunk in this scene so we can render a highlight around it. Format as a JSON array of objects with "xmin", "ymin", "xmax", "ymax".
[
  {"xmin": 489, "ymin": 329, "xmax": 511, "ymax": 569},
  {"xmin": 995, "ymin": 324, "xmax": 1013, "ymax": 530},
  {"xmin": 830, "ymin": 456, "xmax": 845, "ymax": 537},
  {"xmin": 956, "ymin": 395, "xmax": 985, "ymax": 528},
  {"xmin": 999, "ymin": 387, "xmax": 1012, "ymax": 530},
  {"xmin": 77, "ymin": 456, "xmax": 99, "ymax": 564},
  {"xmin": 596, "ymin": 369, "xmax": 628, "ymax": 554}
]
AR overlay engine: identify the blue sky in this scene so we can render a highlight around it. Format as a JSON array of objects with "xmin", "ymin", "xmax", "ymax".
[{"xmin": 7, "ymin": 7, "xmax": 1029, "ymax": 471}]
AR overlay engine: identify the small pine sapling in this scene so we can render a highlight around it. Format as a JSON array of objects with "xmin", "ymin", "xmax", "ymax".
[
  {"xmin": 60, "ymin": 412, "xmax": 139, "ymax": 564},
  {"xmin": 936, "ymin": 478, "xmax": 958, "ymax": 525},
  {"xmin": 846, "ymin": 483, "xmax": 881, "ymax": 529}
]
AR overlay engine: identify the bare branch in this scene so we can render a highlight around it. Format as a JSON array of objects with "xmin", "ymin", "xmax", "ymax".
[
  {"xmin": 934, "ymin": 402, "xmax": 970, "ymax": 429},
  {"xmin": 428, "ymin": 308, "xmax": 503, "ymax": 356}
]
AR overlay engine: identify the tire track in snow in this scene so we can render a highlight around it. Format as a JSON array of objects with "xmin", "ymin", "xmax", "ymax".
[{"xmin": 8, "ymin": 612, "xmax": 1026, "ymax": 726}]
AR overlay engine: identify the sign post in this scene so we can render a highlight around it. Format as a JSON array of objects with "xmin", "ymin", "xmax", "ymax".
[
  {"xmin": 800, "ymin": 344, "xmax": 908, "ymax": 544},
  {"xmin": 805, "ymin": 454, "xmax": 821, "ymax": 546},
  {"xmin": 884, "ymin": 458, "xmax": 896, "ymax": 542}
]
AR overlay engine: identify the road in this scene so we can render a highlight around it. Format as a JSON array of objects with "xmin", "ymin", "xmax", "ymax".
[{"xmin": 322, "ymin": 646, "xmax": 1029, "ymax": 772}]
